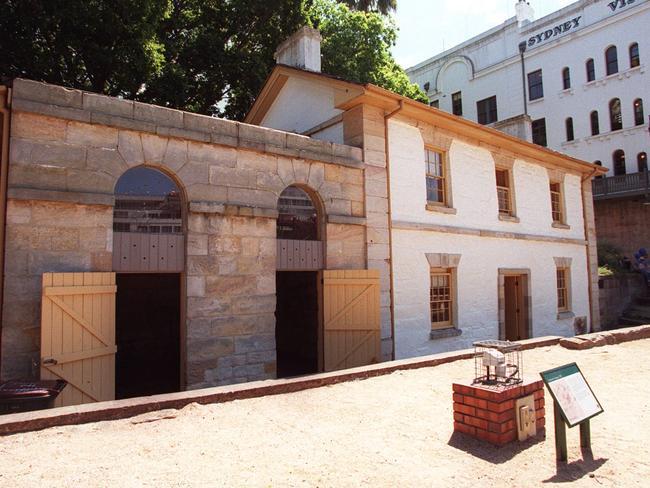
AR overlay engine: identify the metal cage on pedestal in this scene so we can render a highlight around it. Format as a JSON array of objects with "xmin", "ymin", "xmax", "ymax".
[{"xmin": 473, "ymin": 340, "xmax": 523, "ymax": 386}]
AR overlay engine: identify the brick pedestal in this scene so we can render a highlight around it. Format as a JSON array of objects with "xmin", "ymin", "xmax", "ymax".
[{"xmin": 452, "ymin": 377, "xmax": 545, "ymax": 446}]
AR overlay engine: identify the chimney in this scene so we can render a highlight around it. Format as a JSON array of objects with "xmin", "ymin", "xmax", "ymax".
[
  {"xmin": 274, "ymin": 26, "xmax": 322, "ymax": 72},
  {"xmin": 515, "ymin": 0, "xmax": 535, "ymax": 27}
]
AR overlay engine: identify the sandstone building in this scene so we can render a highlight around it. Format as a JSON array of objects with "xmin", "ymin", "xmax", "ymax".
[{"xmin": 0, "ymin": 28, "xmax": 605, "ymax": 406}]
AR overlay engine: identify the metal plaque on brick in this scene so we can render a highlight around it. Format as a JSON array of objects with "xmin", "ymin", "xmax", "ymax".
[{"xmin": 540, "ymin": 363, "xmax": 603, "ymax": 428}]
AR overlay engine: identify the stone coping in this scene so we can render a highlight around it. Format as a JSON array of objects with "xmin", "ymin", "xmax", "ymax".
[
  {"xmin": 0, "ymin": 335, "xmax": 562, "ymax": 436},
  {"xmin": 10, "ymin": 79, "xmax": 363, "ymax": 168},
  {"xmin": 559, "ymin": 324, "xmax": 650, "ymax": 350}
]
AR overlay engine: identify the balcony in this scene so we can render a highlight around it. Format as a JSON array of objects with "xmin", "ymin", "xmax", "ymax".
[{"xmin": 592, "ymin": 171, "xmax": 650, "ymax": 200}]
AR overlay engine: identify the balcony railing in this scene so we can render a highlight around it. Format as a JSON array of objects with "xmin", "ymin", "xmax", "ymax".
[{"xmin": 592, "ymin": 171, "xmax": 650, "ymax": 199}]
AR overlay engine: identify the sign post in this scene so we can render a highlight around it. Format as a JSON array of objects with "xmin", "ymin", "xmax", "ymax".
[{"xmin": 541, "ymin": 363, "xmax": 603, "ymax": 462}]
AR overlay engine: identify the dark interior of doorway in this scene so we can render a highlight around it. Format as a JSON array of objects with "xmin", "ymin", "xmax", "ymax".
[
  {"xmin": 115, "ymin": 273, "xmax": 181, "ymax": 399},
  {"xmin": 275, "ymin": 271, "xmax": 319, "ymax": 378}
]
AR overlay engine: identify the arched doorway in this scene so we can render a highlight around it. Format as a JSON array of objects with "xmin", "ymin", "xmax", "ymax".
[
  {"xmin": 275, "ymin": 185, "xmax": 324, "ymax": 378},
  {"xmin": 113, "ymin": 166, "xmax": 184, "ymax": 399}
]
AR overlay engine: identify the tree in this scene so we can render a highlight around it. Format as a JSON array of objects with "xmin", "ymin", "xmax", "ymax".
[
  {"xmin": 341, "ymin": 0, "xmax": 397, "ymax": 15},
  {"xmin": 0, "ymin": 0, "xmax": 168, "ymax": 97},
  {"xmin": 309, "ymin": 0, "xmax": 426, "ymax": 104}
]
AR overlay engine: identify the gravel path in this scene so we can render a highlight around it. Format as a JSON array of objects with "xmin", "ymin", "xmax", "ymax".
[{"xmin": 1, "ymin": 339, "xmax": 649, "ymax": 487}]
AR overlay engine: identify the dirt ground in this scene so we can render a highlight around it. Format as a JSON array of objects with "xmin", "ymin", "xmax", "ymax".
[{"xmin": 2, "ymin": 339, "xmax": 650, "ymax": 488}]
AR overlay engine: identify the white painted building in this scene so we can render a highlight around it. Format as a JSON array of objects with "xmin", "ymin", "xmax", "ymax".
[
  {"xmin": 406, "ymin": 0, "xmax": 649, "ymax": 179},
  {"xmin": 247, "ymin": 28, "xmax": 605, "ymax": 359}
]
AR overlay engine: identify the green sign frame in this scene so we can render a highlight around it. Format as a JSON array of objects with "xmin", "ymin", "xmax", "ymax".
[{"xmin": 540, "ymin": 362, "xmax": 603, "ymax": 428}]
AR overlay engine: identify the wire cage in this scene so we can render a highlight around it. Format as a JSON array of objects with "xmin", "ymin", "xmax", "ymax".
[{"xmin": 473, "ymin": 340, "xmax": 523, "ymax": 386}]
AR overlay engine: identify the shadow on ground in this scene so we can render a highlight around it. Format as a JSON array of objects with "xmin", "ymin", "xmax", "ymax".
[
  {"xmin": 543, "ymin": 449, "xmax": 608, "ymax": 483},
  {"xmin": 447, "ymin": 431, "xmax": 546, "ymax": 463}
]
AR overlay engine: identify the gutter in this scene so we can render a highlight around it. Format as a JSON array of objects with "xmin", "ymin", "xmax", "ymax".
[
  {"xmin": 518, "ymin": 42, "xmax": 528, "ymax": 117},
  {"xmin": 0, "ymin": 84, "xmax": 12, "ymax": 368},
  {"xmin": 580, "ymin": 167, "xmax": 600, "ymax": 333},
  {"xmin": 383, "ymin": 100, "xmax": 404, "ymax": 361}
]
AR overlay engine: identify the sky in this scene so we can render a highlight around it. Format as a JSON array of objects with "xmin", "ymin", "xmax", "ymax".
[{"xmin": 392, "ymin": 0, "xmax": 576, "ymax": 69}]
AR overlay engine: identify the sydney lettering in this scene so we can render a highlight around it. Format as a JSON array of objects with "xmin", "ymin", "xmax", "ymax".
[{"xmin": 527, "ymin": 16, "xmax": 582, "ymax": 48}]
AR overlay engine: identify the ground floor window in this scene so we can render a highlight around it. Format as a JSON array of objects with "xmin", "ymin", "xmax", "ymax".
[
  {"xmin": 430, "ymin": 269, "xmax": 453, "ymax": 329},
  {"xmin": 554, "ymin": 257, "xmax": 573, "ymax": 316}
]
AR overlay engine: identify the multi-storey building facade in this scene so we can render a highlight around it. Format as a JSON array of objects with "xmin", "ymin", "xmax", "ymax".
[{"xmin": 407, "ymin": 0, "xmax": 649, "ymax": 257}]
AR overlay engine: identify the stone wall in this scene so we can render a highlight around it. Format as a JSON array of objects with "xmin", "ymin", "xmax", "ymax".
[
  {"xmin": 598, "ymin": 273, "xmax": 646, "ymax": 329},
  {"xmin": 594, "ymin": 198, "xmax": 650, "ymax": 260},
  {"xmin": 1, "ymin": 79, "xmax": 371, "ymax": 388}
]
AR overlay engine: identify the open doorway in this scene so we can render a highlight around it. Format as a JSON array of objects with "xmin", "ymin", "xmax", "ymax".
[
  {"xmin": 503, "ymin": 274, "xmax": 530, "ymax": 341},
  {"xmin": 275, "ymin": 185, "xmax": 324, "ymax": 378},
  {"xmin": 115, "ymin": 273, "xmax": 181, "ymax": 399}
]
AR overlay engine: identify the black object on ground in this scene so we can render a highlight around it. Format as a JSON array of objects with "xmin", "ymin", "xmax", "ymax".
[{"xmin": 0, "ymin": 380, "xmax": 67, "ymax": 415}]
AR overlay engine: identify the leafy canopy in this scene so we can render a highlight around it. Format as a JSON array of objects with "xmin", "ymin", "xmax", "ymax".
[{"xmin": 0, "ymin": 0, "xmax": 426, "ymax": 119}]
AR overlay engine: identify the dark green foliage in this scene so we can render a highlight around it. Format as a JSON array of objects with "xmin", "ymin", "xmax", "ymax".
[{"xmin": 342, "ymin": 0, "xmax": 397, "ymax": 15}]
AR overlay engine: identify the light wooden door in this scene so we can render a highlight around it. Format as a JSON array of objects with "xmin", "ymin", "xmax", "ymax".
[
  {"xmin": 40, "ymin": 272, "xmax": 117, "ymax": 407},
  {"xmin": 322, "ymin": 269, "xmax": 381, "ymax": 372}
]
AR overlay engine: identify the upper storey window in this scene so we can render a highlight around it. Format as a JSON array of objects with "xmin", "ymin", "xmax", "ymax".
[
  {"xmin": 532, "ymin": 118, "xmax": 547, "ymax": 147},
  {"xmin": 451, "ymin": 92, "xmax": 463, "ymax": 116},
  {"xmin": 605, "ymin": 46, "xmax": 619, "ymax": 76},
  {"xmin": 562, "ymin": 67, "xmax": 571, "ymax": 90},
  {"xmin": 634, "ymin": 99, "xmax": 644, "ymax": 126},
  {"xmin": 425, "ymin": 149, "xmax": 446, "ymax": 205},
  {"xmin": 609, "ymin": 98, "xmax": 623, "ymax": 131},
  {"xmin": 590, "ymin": 111, "xmax": 600, "ymax": 136},
  {"xmin": 586, "ymin": 59, "xmax": 595, "ymax": 82},
  {"xmin": 629, "ymin": 42, "xmax": 640, "ymax": 68},
  {"xmin": 527, "ymin": 69, "xmax": 544, "ymax": 100},
  {"xmin": 477, "ymin": 96, "xmax": 498, "ymax": 125}
]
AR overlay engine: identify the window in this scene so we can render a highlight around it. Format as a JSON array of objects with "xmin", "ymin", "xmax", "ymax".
[
  {"xmin": 532, "ymin": 118, "xmax": 547, "ymax": 147},
  {"xmin": 630, "ymin": 42, "xmax": 640, "ymax": 68},
  {"xmin": 550, "ymin": 182, "xmax": 564, "ymax": 224},
  {"xmin": 605, "ymin": 46, "xmax": 619, "ymax": 76},
  {"xmin": 430, "ymin": 270, "xmax": 453, "ymax": 329},
  {"xmin": 495, "ymin": 169, "xmax": 513, "ymax": 216},
  {"xmin": 638, "ymin": 152, "xmax": 648, "ymax": 172},
  {"xmin": 609, "ymin": 98, "xmax": 622, "ymax": 131},
  {"xmin": 556, "ymin": 268, "xmax": 570, "ymax": 312},
  {"xmin": 425, "ymin": 148, "xmax": 446, "ymax": 204},
  {"xmin": 613, "ymin": 149, "xmax": 626, "ymax": 175},
  {"xmin": 586, "ymin": 58, "xmax": 595, "ymax": 82},
  {"xmin": 634, "ymin": 98, "xmax": 644, "ymax": 126},
  {"xmin": 565, "ymin": 117, "xmax": 574, "ymax": 142},
  {"xmin": 477, "ymin": 96, "xmax": 498, "ymax": 124},
  {"xmin": 451, "ymin": 91, "xmax": 463, "ymax": 116},
  {"xmin": 527, "ymin": 69, "xmax": 544, "ymax": 100},
  {"xmin": 594, "ymin": 160, "xmax": 604, "ymax": 179},
  {"xmin": 562, "ymin": 67, "xmax": 571, "ymax": 90},
  {"xmin": 430, "ymin": 100, "xmax": 439, "ymax": 108},
  {"xmin": 590, "ymin": 111, "xmax": 600, "ymax": 136}
]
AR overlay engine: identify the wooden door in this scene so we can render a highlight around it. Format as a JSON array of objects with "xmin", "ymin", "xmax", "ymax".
[
  {"xmin": 504, "ymin": 275, "xmax": 528, "ymax": 341},
  {"xmin": 40, "ymin": 272, "xmax": 117, "ymax": 407},
  {"xmin": 322, "ymin": 270, "xmax": 381, "ymax": 372}
]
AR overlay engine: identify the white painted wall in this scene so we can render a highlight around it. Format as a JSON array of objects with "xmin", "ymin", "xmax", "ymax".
[
  {"xmin": 387, "ymin": 119, "xmax": 590, "ymax": 358},
  {"xmin": 408, "ymin": 0, "xmax": 650, "ymax": 174},
  {"xmin": 261, "ymin": 77, "xmax": 342, "ymax": 135}
]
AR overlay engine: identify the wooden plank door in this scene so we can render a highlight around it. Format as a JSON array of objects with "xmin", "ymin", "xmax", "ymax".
[
  {"xmin": 41, "ymin": 272, "xmax": 117, "ymax": 407},
  {"xmin": 322, "ymin": 269, "xmax": 381, "ymax": 372}
]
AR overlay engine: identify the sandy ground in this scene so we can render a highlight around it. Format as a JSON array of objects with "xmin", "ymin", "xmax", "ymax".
[{"xmin": 1, "ymin": 340, "xmax": 650, "ymax": 488}]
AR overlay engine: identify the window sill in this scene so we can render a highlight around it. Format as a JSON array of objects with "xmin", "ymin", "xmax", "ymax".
[
  {"xmin": 552, "ymin": 222, "xmax": 571, "ymax": 230},
  {"xmin": 426, "ymin": 203, "xmax": 457, "ymax": 215},
  {"xmin": 528, "ymin": 96, "xmax": 544, "ymax": 105},
  {"xmin": 430, "ymin": 327, "xmax": 462, "ymax": 340},
  {"xmin": 498, "ymin": 214, "xmax": 520, "ymax": 223},
  {"xmin": 557, "ymin": 311, "xmax": 575, "ymax": 320}
]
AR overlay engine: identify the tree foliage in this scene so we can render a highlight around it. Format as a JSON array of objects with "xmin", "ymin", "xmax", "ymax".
[
  {"xmin": 342, "ymin": 0, "xmax": 397, "ymax": 15},
  {"xmin": 0, "ymin": 0, "xmax": 424, "ymax": 120}
]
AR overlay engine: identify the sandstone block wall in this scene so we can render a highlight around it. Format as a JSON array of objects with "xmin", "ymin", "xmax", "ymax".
[{"xmin": 1, "ymin": 79, "xmax": 373, "ymax": 388}]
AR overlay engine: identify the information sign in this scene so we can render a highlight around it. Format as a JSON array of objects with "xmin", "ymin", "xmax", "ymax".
[{"xmin": 541, "ymin": 363, "xmax": 603, "ymax": 428}]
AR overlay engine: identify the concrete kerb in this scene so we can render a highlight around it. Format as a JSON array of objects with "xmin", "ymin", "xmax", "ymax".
[
  {"xmin": 0, "ymin": 336, "xmax": 562, "ymax": 436},
  {"xmin": 559, "ymin": 324, "xmax": 650, "ymax": 350}
]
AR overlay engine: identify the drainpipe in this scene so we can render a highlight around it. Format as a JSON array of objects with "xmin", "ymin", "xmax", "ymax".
[
  {"xmin": 384, "ymin": 100, "xmax": 404, "ymax": 361},
  {"xmin": 581, "ymin": 167, "xmax": 600, "ymax": 333},
  {"xmin": 518, "ymin": 42, "xmax": 528, "ymax": 117},
  {"xmin": 0, "ymin": 84, "xmax": 12, "ymax": 368}
]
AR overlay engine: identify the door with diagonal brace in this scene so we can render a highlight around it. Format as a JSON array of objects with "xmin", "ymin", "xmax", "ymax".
[
  {"xmin": 322, "ymin": 270, "xmax": 381, "ymax": 372},
  {"xmin": 40, "ymin": 272, "xmax": 116, "ymax": 407}
]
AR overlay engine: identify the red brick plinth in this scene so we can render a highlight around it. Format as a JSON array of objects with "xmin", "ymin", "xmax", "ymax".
[{"xmin": 452, "ymin": 377, "xmax": 545, "ymax": 446}]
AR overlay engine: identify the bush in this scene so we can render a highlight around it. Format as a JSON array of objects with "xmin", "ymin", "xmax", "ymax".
[{"xmin": 597, "ymin": 242, "xmax": 625, "ymax": 274}]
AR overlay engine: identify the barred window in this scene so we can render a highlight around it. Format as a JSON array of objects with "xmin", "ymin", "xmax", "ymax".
[
  {"xmin": 425, "ymin": 149, "xmax": 446, "ymax": 204},
  {"xmin": 430, "ymin": 271, "xmax": 452, "ymax": 329},
  {"xmin": 557, "ymin": 268, "xmax": 569, "ymax": 312}
]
